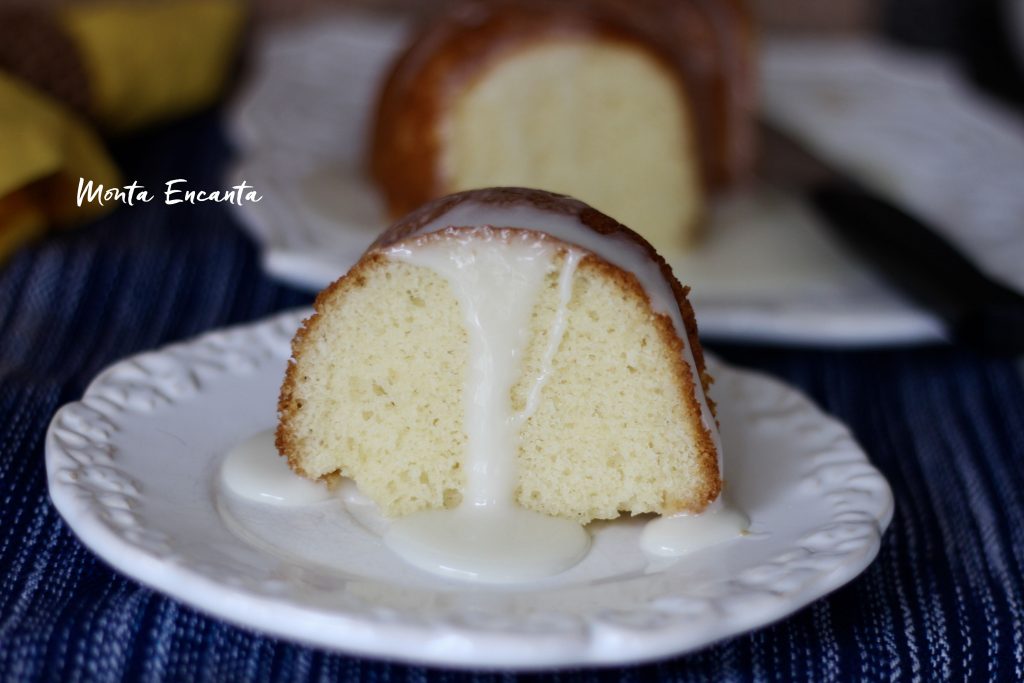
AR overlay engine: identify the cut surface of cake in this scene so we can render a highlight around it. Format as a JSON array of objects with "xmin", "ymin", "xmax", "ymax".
[
  {"xmin": 277, "ymin": 188, "xmax": 721, "ymax": 527},
  {"xmin": 369, "ymin": 0, "xmax": 756, "ymax": 253}
]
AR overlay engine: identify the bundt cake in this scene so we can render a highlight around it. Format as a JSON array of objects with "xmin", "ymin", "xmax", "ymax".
[
  {"xmin": 277, "ymin": 188, "xmax": 722, "ymax": 528},
  {"xmin": 368, "ymin": 0, "xmax": 756, "ymax": 253}
]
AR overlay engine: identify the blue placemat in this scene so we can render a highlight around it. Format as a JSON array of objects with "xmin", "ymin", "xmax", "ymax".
[{"xmin": 1, "ymin": 112, "xmax": 1022, "ymax": 682}]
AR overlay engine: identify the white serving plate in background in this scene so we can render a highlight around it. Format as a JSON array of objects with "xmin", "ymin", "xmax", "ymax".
[{"xmin": 225, "ymin": 17, "xmax": 1024, "ymax": 345}]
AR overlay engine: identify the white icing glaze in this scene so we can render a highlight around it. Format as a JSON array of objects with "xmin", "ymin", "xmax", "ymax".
[
  {"xmin": 640, "ymin": 498, "xmax": 749, "ymax": 556},
  {"xmin": 514, "ymin": 248, "xmax": 582, "ymax": 428},
  {"xmin": 398, "ymin": 200, "xmax": 722, "ymax": 467},
  {"xmin": 386, "ymin": 507, "xmax": 590, "ymax": 583},
  {"xmin": 221, "ymin": 430, "xmax": 334, "ymax": 505},
  {"xmin": 384, "ymin": 230, "xmax": 590, "ymax": 582},
  {"xmin": 388, "ymin": 229, "xmax": 560, "ymax": 507}
]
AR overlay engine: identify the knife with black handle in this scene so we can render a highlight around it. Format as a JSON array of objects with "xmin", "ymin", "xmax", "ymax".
[{"xmin": 759, "ymin": 120, "xmax": 1024, "ymax": 355}]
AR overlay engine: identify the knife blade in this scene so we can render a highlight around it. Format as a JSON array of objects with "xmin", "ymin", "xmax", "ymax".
[{"xmin": 758, "ymin": 119, "xmax": 1024, "ymax": 355}]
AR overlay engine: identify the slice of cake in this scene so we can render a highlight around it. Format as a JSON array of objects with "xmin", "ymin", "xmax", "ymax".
[
  {"xmin": 277, "ymin": 187, "xmax": 721, "ymax": 526},
  {"xmin": 370, "ymin": 1, "xmax": 702, "ymax": 253},
  {"xmin": 369, "ymin": 0, "xmax": 756, "ymax": 253}
]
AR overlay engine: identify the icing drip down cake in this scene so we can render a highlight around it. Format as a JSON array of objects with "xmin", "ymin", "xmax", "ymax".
[
  {"xmin": 277, "ymin": 188, "xmax": 740, "ymax": 581},
  {"xmin": 369, "ymin": 0, "xmax": 756, "ymax": 253}
]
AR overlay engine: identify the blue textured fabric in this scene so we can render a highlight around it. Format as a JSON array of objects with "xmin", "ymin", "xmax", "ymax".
[{"xmin": 1, "ymin": 112, "xmax": 1023, "ymax": 682}]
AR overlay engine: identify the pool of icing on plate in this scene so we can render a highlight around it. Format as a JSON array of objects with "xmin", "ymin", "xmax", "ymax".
[
  {"xmin": 220, "ymin": 432, "xmax": 748, "ymax": 581},
  {"xmin": 219, "ymin": 430, "xmax": 333, "ymax": 505}
]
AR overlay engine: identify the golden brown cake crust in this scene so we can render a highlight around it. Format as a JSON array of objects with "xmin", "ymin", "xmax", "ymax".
[
  {"xmin": 279, "ymin": 188, "xmax": 721, "ymax": 510},
  {"xmin": 369, "ymin": 0, "xmax": 756, "ymax": 217},
  {"xmin": 691, "ymin": 0, "xmax": 758, "ymax": 186},
  {"xmin": 277, "ymin": 251, "xmax": 391, "ymax": 479},
  {"xmin": 576, "ymin": 254, "xmax": 721, "ymax": 512}
]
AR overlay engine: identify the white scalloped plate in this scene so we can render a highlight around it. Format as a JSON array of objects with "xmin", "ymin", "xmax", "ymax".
[{"xmin": 45, "ymin": 310, "xmax": 893, "ymax": 669}]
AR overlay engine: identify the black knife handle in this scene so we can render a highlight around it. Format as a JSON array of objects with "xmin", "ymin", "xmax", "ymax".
[{"xmin": 810, "ymin": 180, "xmax": 1024, "ymax": 354}]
